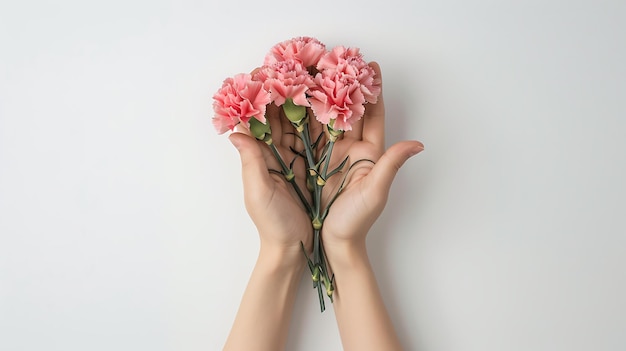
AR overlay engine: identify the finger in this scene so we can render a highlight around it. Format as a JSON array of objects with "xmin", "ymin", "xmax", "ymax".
[
  {"xmin": 344, "ymin": 115, "xmax": 364, "ymax": 140},
  {"xmin": 229, "ymin": 132, "xmax": 273, "ymax": 191},
  {"xmin": 233, "ymin": 122, "xmax": 276, "ymax": 170},
  {"xmin": 307, "ymin": 108, "xmax": 326, "ymax": 154},
  {"xmin": 362, "ymin": 61, "xmax": 385, "ymax": 149},
  {"xmin": 266, "ymin": 103, "xmax": 282, "ymax": 145},
  {"xmin": 234, "ymin": 123, "xmax": 252, "ymax": 136},
  {"xmin": 279, "ymin": 105, "xmax": 295, "ymax": 149},
  {"xmin": 366, "ymin": 140, "xmax": 424, "ymax": 201}
]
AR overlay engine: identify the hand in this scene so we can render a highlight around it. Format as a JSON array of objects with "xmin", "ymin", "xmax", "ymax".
[
  {"xmin": 315, "ymin": 61, "xmax": 422, "ymax": 351},
  {"xmin": 226, "ymin": 104, "xmax": 312, "ymax": 350},
  {"xmin": 229, "ymin": 102, "xmax": 313, "ymax": 258},
  {"xmin": 320, "ymin": 62, "xmax": 424, "ymax": 250},
  {"xmin": 226, "ymin": 100, "xmax": 314, "ymax": 351}
]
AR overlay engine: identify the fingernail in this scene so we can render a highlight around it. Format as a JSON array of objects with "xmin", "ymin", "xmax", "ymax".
[{"xmin": 410, "ymin": 144, "xmax": 425, "ymax": 157}]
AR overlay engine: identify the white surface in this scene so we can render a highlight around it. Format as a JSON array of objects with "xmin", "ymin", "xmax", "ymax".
[{"xmin": 1, "ymin": 1, "xmax": 625, "ymax": 350}]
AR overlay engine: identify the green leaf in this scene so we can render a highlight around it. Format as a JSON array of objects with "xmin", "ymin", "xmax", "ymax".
[
  {"xmin": 312, "ymin": 131, "xmax": 325, "ymax": 149},
  {"xmin": 300, "ymin": 241, "xmax": 315, "ymax": 273},
  {"xmin": 327, "ymin": 155, "xmax": 349, "ymax": 178},
  {"xmin": 316, "ymin": 280, "xmax": 326, "ymax": 312}
]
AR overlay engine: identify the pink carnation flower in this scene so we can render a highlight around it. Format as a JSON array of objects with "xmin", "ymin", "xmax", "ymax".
[
  {"xmin": 309, "ymin": 72, "xmax": 366, "ymax": 131},
  {"xmin": 316, "ymin": 46, "xmax": 362, "ymax": 72},
  {"xmin": 255, "ymin": 60, "xmax": 315, "ymax": 107},
  {"xmin": 264, "ymin": 36, "xmax": 327, "ymax": 68},
  {"xmin": 212, "ymin": 73, "xmax": 271, "ymax": 134},
  {"xmin": 317, "ymin": 46, "xmax": 381, "ymax": 104}
]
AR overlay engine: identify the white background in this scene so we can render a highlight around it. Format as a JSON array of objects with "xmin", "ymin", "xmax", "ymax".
[{"xmin": 1, "ymin": 1, "xmax": 625, "ymax": 350}]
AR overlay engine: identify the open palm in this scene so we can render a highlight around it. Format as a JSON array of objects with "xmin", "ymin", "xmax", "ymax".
[
  {"xmin": 229, "ymin": 102, "xmax": 312, "ymax": 251},
  {"xmin": 316, "ymin": 62, "xmax": 424, "ymax": 244}
]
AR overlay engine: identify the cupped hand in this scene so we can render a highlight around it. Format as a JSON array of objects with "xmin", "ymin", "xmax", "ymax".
[
  {"xmin": 229, "ymin": 102, "xmax": 313, "ymax": 254},
  {"xmin": 319, "ymin": 62, "xmax": 424, "ymax": 247}
]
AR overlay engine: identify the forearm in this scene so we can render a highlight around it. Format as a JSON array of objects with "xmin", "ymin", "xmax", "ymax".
[
  {"xmin": 326, "ymin": 240, "xmax": 403, "ymax": 351},
  {"xmin": 223, "ymin": 243, "xmax": 304, "ymax": 351}
]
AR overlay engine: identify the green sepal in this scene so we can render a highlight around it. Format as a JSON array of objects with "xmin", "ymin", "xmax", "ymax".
[
  {"xmin": 327, "ymin": 124, "xmax": 343, "ymax": 142},
  {"xmin": 249, "ymin": 117, "xmax": 271, "ymax": 143},
  {"xmin": 283, "ymin": 98, "xmax": 307, "ymax": 123}
]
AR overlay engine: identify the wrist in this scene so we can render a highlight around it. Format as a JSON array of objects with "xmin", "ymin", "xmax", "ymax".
[
  {"xmin": 257, "ymin": 240, "xmax": 306, "ymax": 275},
  {"xmin": 322, "ymin": 238, "xmax": 370, "ymax": 274}
]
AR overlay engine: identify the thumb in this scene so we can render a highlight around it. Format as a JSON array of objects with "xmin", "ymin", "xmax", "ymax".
[
  {"xmin": 368, "ymin": 140, "xmax": 424, "ymax": 196},
  {"xmin": 229, "ymin": 132, "xmax": 271, "ymax": 191}
]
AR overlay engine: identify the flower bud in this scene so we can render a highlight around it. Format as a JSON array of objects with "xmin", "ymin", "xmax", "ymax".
[
  {"xmin": 249, "ymin": 117, "xmax": 271, "ymax": 143},
  {"xmin": 282, "ymin": 98, "xmax": 307, "ymax": 123}
]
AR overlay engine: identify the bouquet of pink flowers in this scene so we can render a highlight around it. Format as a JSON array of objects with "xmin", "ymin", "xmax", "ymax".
[{"xmin": 212, "ymin": 36, "xmax": 381, "ymax": 312}]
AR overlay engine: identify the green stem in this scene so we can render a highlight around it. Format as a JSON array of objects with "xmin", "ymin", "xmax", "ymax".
[
  {"xmin": 299, "ymin": 120, "xmax": 330, "ymax": 312},
  {"xmin": 319, "ymin": 235, "xmax": 333, "ymax": 298},
  {"xmin": 268, "ymin": 143, "xmax": 312, "ymax": 215},
  {"xmin": 321, "ymin": 139, "xmax": 335, "ymax": 179},
  {"xmin": 318, "ymin": 138, "xmax": 337, "ymax": 303},
  {"xmin": 301, "ymin": 123, "xmax": 319, "ymax": 179},
  {"xmin": 268, "ymin": 142, "xmax": 290, "ymax": 173},
  {"xmin": 300, "ymin": 121, "xmax": 322, "ymax": 220},
  {"xmin": 313, "ymin": 229, "xmax": 320, "ymax": 263}
]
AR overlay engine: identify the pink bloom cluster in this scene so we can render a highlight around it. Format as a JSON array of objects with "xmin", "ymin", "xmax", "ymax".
[{"xmin": 212, "ymin": 37, "xmax": 381, "ymax": 133}]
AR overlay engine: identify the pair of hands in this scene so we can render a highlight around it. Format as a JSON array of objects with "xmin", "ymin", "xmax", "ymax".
[{"xmin": 228, "ymin": 62, "xmax": 424, "ymax": 267}]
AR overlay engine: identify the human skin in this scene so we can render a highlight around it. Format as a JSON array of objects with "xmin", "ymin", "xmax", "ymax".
[
  {"xmin": 223, "ymin": 102, "xmax": 313, "ymax": 351},
  {"xmin": 223, "ymin": 62, "xmax": 423, "ymax": 351},
  {"xmin": 319, "ymin": 62, "xmax": 424, "ymax": 351}
]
